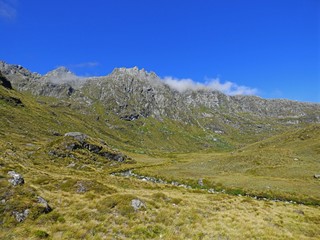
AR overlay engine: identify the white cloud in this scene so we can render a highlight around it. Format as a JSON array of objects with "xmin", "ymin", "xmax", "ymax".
[
  {"xmin": 0, "ymin": 0, "xmax": 17, "ymax": 20},
  {"xmin": 162, "ymin": 77, "xmax": 205, "ymax": 92},
  {"xmin": 162, "ymin": 76, "xmax": 257, "ymax": 96}
]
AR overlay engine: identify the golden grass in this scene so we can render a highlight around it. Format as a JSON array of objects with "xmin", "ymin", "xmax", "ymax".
[
  {"xmin": 1, "ymin": 86, "xmax": 320, "ymax": 239},
  {"xmin": 1, "ymin": 152, "xmax": 320, "ymax": 240},
  {"xmin": 135, "ymin": 126, "xmax": 320, "ymax": 205}
]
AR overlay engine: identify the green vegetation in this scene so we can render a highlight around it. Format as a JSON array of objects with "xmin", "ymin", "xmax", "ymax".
[
  {"xmin": 0, "ymin": 82, "xmax": 319, "ymax": 239},
  {"xmin": 135, "ymin": 125, "xmax": 320, "ymax": 205}
]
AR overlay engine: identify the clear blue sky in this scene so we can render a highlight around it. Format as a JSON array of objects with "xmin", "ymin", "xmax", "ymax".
[{"xmin": 0, "ymin": 0, "xmax": 319, "ymax": 102}]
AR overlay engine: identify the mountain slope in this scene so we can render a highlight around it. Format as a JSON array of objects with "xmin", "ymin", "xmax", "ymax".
[
  {"xmin": 1, "ymin": 61, "xmax": 319, "ymax": 151},
  {"xmin": 1, "ymin": 63, "xmax": 320, "ymax": 239}
]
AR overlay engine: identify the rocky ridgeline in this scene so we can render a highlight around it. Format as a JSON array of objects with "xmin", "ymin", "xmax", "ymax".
[
  {"xmin": 0, "ymin": 61, "xmax": 75, "ymax": 98},
  {"xmin": 1, "ymin": 61, "xmax": 319, "ymax": 126}
]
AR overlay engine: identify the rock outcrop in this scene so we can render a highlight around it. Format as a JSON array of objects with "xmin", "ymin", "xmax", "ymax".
[
  {"xmin": 49, "ymin": 132, "xmax": 130, "ymax": 163},
  {"xmin": 0, "ymin": 71, "xmax": 13, "ymax": 89}
]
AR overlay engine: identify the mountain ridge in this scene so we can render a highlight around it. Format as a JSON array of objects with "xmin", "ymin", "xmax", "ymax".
[{"xmin": 1, "ymin": 60, "xmax": 319, "ymax": 130}]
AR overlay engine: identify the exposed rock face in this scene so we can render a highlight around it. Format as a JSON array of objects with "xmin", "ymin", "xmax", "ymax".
[
  {"xmin": 12, "ymin": 209, "xmax": 29, "ymax": 222},
  {"xmin": 42, "ymin": 67, "xmax": 78, "ymax": 85},
  {"xmin": 0, "ymin": 71, "xmax": 13, "ymax": 89},
  {"xmin": 79, "ymin": 67, "xmax": 320, "ymax": 123},
  {"xmin": 0, "ymin": 61, "xmax": 75, "ymax": 98},
  {"xmin": 0, "ymin": 94, "xmax": 24, "ymax": 106},
  {"xmin": 50, "ymin": 132, "xmax": 129, "ymax": 162},
  {"xmin": 1, "ymin": 61, "xmax": 319, "ymax": 128},
  {"xmin": 0, "ymin": 61, "xmax": 39, "ymax": 79},
  {"xmin": 8, "ymin": 171, "xmax": 24, "ymax": 186},
  {"xmin": 0, "ymin": 72, "xmax": 24, "ymax": 106},
  {"xmin": 64, "ymin": 132, "xmax": 88, "ymax": 142},
  {"xmin": 131, "ymin": 199, "xmax": 146, "ymax": 211},
  {"xmin": 37, "ymin": 196, "xmax": 52, "ymax": 213}
]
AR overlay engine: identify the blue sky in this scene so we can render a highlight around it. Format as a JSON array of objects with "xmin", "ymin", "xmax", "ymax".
[{"xmin": 0, "ymin": 0, "xmax": 319, "ymax": 102}]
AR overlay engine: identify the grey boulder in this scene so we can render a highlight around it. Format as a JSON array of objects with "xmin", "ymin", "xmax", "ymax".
[
  {"xmin": 131, "ymin": 199, "xmax": 146, "ymax": 211},
  {"xmin": 8, "ymin": 171, "xmax": 24, "ymax": 186},
  {"xmin": 12, "ymin": 209, "xmax": 29, "ymax": 222},
  {"xmin": 64, "ymin": 132, "xmax": 88, "ymax": 142},
  {"xmin": 37, "ymin": 196, "xmax": 52, "ymax": 213}
]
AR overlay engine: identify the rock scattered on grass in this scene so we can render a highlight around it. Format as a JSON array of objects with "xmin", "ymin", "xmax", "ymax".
[
  {"xmin": 131, "ymin": 199, "xmax": 146, "ymax": 211},
  {"xmin": 37, "ymin": 196, "xmax": 52, "ymax": 213},
  {"xmin": 8, "ymin": 171, "xmax": 24, "ymax": 186},
  {"xmin": 67, "ymin": 162, "xmax": 76, "ymax": 168},
  {"xmin": 12, "ymin": 209, "xmax": 29, "ymax": 222},
  {"xmin": 76, "ymin": 181, "xmax": 88, "ymax": 193},
  {"xmin": 64, "ymin": 132, "xmax": 88, "ymax": 142},
  {"xmin": 198, "ymin": 178, "xmax": 204, "ymax": 186}
]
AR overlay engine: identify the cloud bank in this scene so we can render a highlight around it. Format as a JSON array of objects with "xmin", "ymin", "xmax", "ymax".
[
  {"xmin": 162, "ymin": 76, "xmax": 257, "ymax": 95},
  {"xmin": 0, "ymin": 0, "xmax": 17, "ymax": 20}
]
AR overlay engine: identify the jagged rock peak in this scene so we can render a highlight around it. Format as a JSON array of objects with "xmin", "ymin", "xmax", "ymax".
[
  {"xmin": 0, "ymin": 61, "xmax": 40, "ymax": 78},
  {"xmin": 42, "ymin": 66, "xmax": 84, "ymax": 88},
  {"xmin": 111, "ymin": 66, "xmax": 158, "ymax": 78},
  {"xmin": 45, "ymin": 66, "xmax": 74, "ymax": 77}
]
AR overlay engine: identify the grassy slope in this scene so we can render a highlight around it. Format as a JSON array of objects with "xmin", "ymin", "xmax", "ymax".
[
  {"xmin": 0, "ymin": 85, "xmax": 319, "ymax": 239},
  {"xmin": 137, "ymin": 125, "xmax": 320, "ymax": 204}
]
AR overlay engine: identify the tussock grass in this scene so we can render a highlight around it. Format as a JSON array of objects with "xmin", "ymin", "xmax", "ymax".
[
  {"xmin": 1, "ymin": 85, "xmax": 320, "ymax": 239},
  {"xmin": 1, "ymin": 154, "xmax": 320, "ymax": 239},
  {"xmin": 136, "ymin": 125, "xmax": 320, "ymax": 205}
]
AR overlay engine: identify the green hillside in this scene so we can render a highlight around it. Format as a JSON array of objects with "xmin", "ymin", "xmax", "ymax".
[{"xmin": 1, "ymin": 74, "xmax": 320, "ymax": 239}]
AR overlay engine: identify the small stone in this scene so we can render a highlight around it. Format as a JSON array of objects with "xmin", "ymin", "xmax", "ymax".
[
  {"xmin": 67, "ymin": 162, "xmax": 76, "ymax": 168},
  {"xmin": 8, "ymin": 171, "xmax": 24, "ymax": 186},
  {"xmin": 198, "ymin": 178, "xmax": 204, "ymax": 186},
  {"xmin": 208, "ymin": 189, "xmax": 215, "ymax": 193},
  {"xmin": 12, "ymin": 209, "xmax": 29, "ymax": 222},
  {"xmin": 171, "ymin": 181, "xmax": 179, "ymax": 186},
  {"xmin": 131, "ymin": 199, "xmax": 146, "ymax": 211},
  {"xmin": 314, "ymin": 174, "xmax": 320, "ymax": 179},
  {"xmin": 76, "ymin": 181, "xmax": 87, "ymax": 193},
  {"xmin": 52, "ymin": 131, "xmax": 62, "ymax": 136},
  {"xmin": 37, "ymin": 196, "xmax": 52, "ymax": 213}
]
